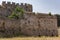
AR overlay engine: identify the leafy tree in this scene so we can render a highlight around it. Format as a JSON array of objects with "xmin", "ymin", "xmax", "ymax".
[
  {"xmin": 49, "ymin": 12, "xmax": 52, "ymax": 16},
  {"xmin": 8, "ymin": 6, "xmax": 24, "ymax": 19},
  {"xmin": 15, "ymin": 7, "xmax": 24, "ymax": 17},
  {"xmin": 8, "ymin": 12, "xmax": 19, "ymax": 19}
]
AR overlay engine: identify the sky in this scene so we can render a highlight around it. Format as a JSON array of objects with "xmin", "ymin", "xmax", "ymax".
[{"xmin": 0, "ymin": 0, "xmax": 60, "ymax": 14}]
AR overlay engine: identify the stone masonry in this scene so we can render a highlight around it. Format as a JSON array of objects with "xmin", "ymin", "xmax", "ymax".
[{"xmin": 0, "ymin": 1, "xmax": 58, "ymax": 37}]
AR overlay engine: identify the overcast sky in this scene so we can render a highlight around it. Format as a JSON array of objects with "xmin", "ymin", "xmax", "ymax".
[{"xmin": 0, "ymin": 0, "xmax": 60, "ymax": 14}]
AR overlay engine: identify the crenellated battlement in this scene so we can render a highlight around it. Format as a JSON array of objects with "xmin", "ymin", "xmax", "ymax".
[
  {"xmin": 2, "ymin": 1, "xmax": 32, "ymax": 6},
  {"xmin": 1, "ymin": 1, "xmax": 32, "ymax": 12},
  {"xmin": 2, "ymin": 1, "xmax": 32, "ymax": 7}
]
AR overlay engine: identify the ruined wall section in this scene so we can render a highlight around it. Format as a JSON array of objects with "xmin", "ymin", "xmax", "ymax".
[
  {"xmin": 38, "ymin": 16, "xmax": 58, "ymax": 36},
  {"xmin": 0, "ymin": 13, "xmax": 58, "ymax": 36},
  {"xmin": 19, "ymin": 13, "xmax": 58, "ymax": 36}
]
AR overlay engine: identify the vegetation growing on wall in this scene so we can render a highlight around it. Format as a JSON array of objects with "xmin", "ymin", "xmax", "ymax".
[{"xmin": 8, "ymin": 6, "xmax": 24, "ymax": 19}]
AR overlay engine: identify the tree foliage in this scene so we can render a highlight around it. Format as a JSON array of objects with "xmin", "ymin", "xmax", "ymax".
[
  {"xmin": 49, "ymin": 12, "xmax": 52, "ymax": 16},
  {"xmin": 8, "ymin": 6, "xmax": 24, "ymax": 19}
]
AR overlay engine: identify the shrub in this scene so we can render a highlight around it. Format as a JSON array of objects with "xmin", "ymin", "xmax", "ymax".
[
  {"xmin": 49, "ymin": 12, "xmax": 52, "ymax": 16},
  {"xmin": 8, "ymin": 6, "xmax": 24, "ymax": 19}
]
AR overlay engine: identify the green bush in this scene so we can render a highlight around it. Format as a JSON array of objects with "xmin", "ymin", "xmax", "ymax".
[
  {"xmin": 15, "ymin": 7, "xmax": 24, "ymax": 12},
  {"xmin": 8, "ymin": 6, "xmax": 24, "ymax": 19},
  {"xmin": 49, "ymin": 12, "xmax": 52, "ymax": 16}
]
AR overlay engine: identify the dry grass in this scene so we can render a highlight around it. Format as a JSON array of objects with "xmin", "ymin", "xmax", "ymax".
[{"xmin": 0, "ymin": 36, "xmax": 60, "ymax": 40}]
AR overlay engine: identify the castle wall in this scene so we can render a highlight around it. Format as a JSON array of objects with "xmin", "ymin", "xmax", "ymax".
[
  {"xmin": 2, "ymin": 1, "xmax": 32, "ymax": 12},
  {"xmin": 0, "ymin": 1, "xmax": 58, "ymax": 37},
  {"xmin": 0, "ymin": 13, "xmax": 58, "ymax": 37},
  {"xmin": 20, "ymin": 13, "xmax": 58, "ymax": 36}
]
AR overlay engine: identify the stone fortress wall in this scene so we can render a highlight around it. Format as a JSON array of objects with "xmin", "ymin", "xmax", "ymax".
[{"xmin": 0, "ymin": 1, "xmax": 58, "ymax": 37}]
